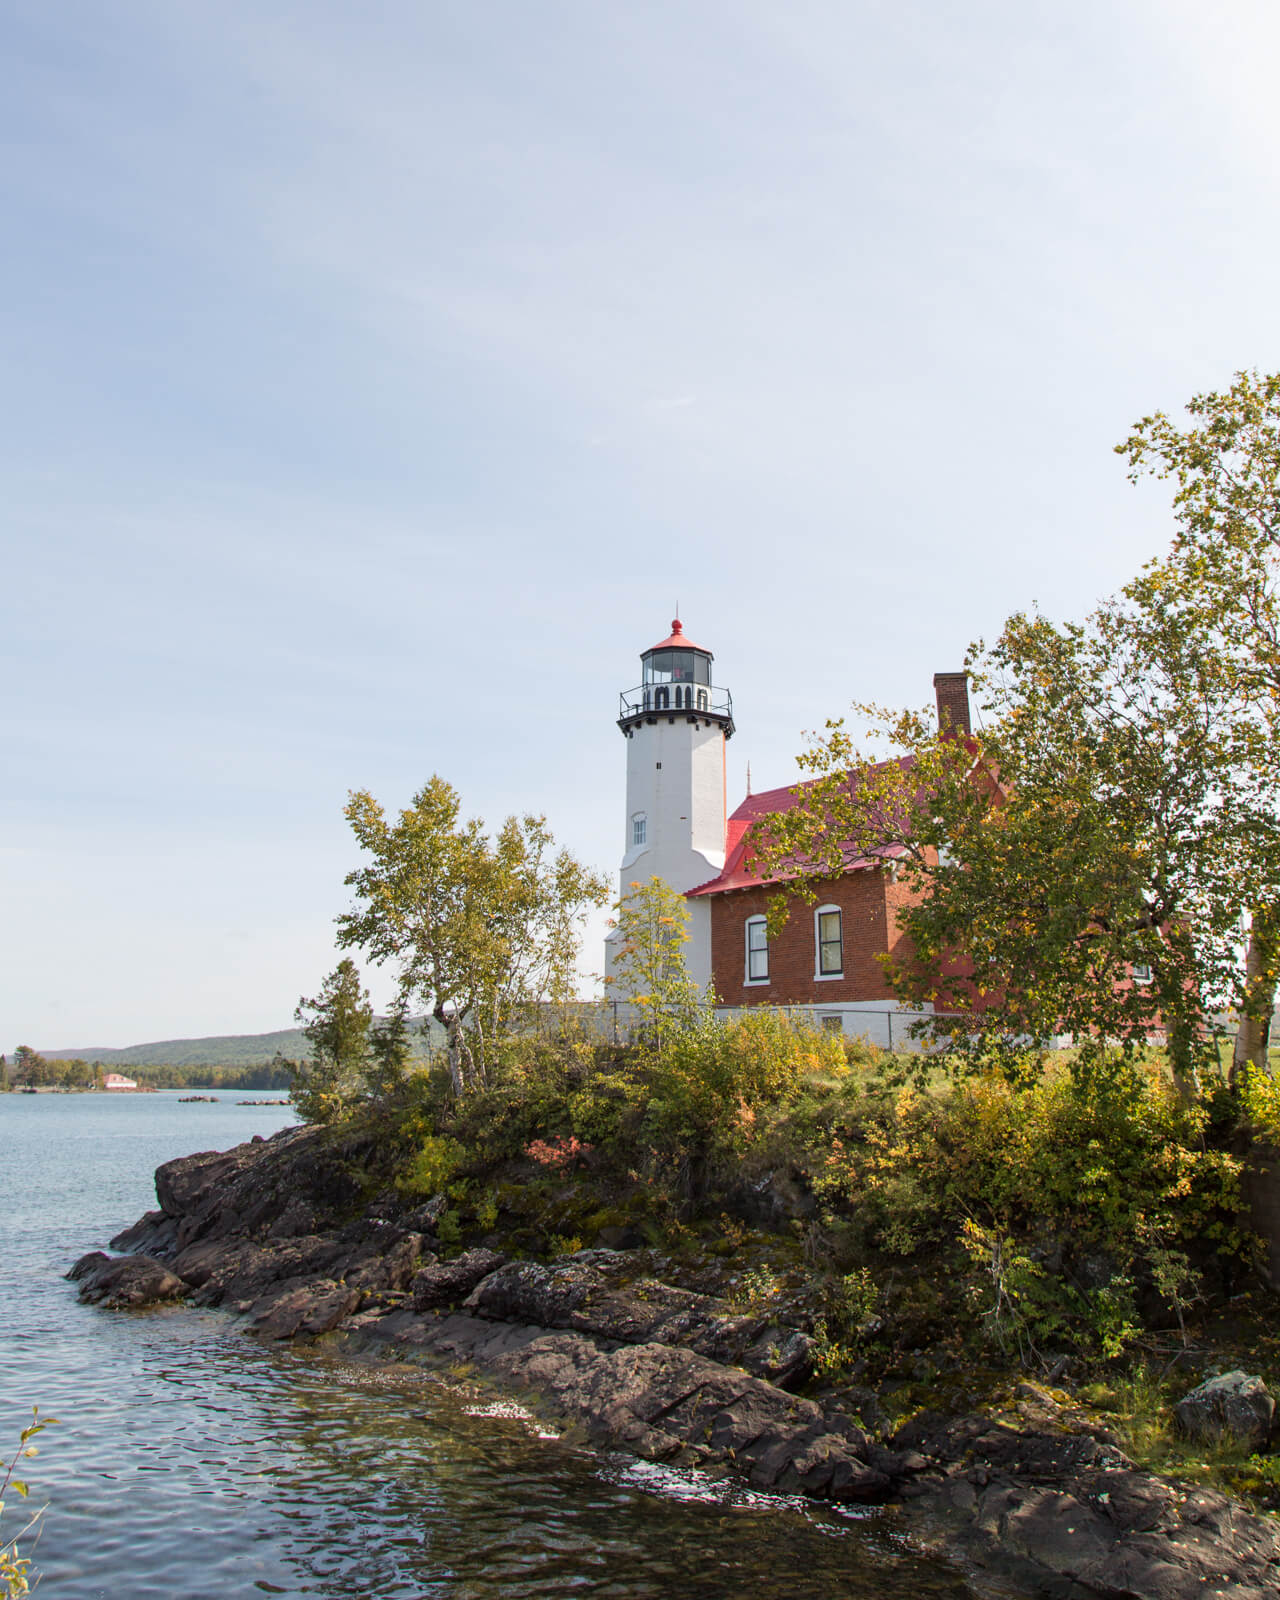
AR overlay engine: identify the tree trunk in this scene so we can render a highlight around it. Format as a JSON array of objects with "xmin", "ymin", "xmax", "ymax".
[
  {"xmin": 1233, "ymin": 906, "xmax": 1280, "ymax": 1086},
  {"xmin": 467, "ymin": 1017, "xmax": 487, "ymax": 1091},
  {"xmin": 435, "ymin": 1003, "xmax": 466, "ymax": 1098},
  {"xmin": 1165, "ymin": 1014, "xmax": 1201, "ymax": 1107}
]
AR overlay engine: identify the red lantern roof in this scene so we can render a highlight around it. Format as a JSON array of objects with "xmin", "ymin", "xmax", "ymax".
[{"xmin": 645, "ymin": 618, "xmax": 710, "ymax": 654}]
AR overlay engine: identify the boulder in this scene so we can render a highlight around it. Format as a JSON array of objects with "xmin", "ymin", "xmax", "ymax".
[
  {"xmin": 400, "ymin": 1196, "xmax": 448, "ymax": 1234},
  {"xmin": 345, "ymin": 1232, "xmax": 426, "ymax": 1295},
  {"xmin": 248, "ymin": 1279, "xmax": 361, "ymax": 1341},
  {"xmin": 411, "ymin": 1249, "xmax": 506, "ymax": 1311},
  {"xmin": 70, "ymin": 1253, "xmax": 186, "ymax": 1308},
  {"xmin": 66, "ymin": 1251, "xmax": 110, "ymax": 1281},
  {"xmin": 1175, "ymin": 1371, "xmax": 1275, "ymax": 1452}
]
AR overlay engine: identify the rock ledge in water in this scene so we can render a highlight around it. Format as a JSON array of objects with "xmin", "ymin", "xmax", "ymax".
[{"xmin": 68, "ymin": 1251, "xmax": 186, "ymax": 1308}]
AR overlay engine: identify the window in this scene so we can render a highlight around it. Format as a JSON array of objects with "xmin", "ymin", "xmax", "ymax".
[
  {"xmin": 815, "ymin": 905, "xmax": 843, "ymax": 977},
  {"xmin": 654, "ymin": 686, "xmax": 669, "ymax": 710},
  {"xmin": 1131, "ymin": 962, "xmax": 1152, "ymax": 984},
  {"xmin": 820, "ymin": 1014, "xmax": 843, "ymax": 1034},
  {"xmin": 745, "ymin": 917, "xmax": 769, "ymax": 983},
  {"xmin": 643, "ymin": 650, "xmax": 711, "ymax": 686},
  {"xmin": 632, "ymin": 814, "xmax": 647, "ymax": 847}
]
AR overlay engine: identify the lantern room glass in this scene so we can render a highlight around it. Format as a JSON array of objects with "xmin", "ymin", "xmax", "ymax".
[{"xmin": 643, "ymin": 650, "xmax": 710, "ymax": 686}]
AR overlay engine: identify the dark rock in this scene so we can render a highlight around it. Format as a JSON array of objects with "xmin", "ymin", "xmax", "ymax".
[
  {"xmin": 361, "ymin": 1188, "xmax": 402, "ymax": 1221},
  {"xmin": 594, "ymin": 1224, "xmax": 645, "ymax": 1250},
  {"xmin": 1175, "ymin": 1370, "xmax": 1275, "ymax": 1452},
  {"xmin": 268, "ymin": 1198, "xmax": 317, "ymax": 1239},
  {"xmin": 346, "ymin": 1310, "xmax": 884, "ymax": 1503},
  {"xmin": 890, "ymin": 1412, "xmax": 1280, "ymax": 1599},
  {"xmin": 86, "ymin": 1127, "xmax": 1280, "ymax": 1600},
  {"xmin": 66, "ymin": 1251, "xmax": 110, "ymax": 1281},
  {"xmin": 248, "ymin": 1279, "xmax": 361, "ymax": 1341},
  {"xmin": 724, "ymin": 1169, "xmax": 815, "ymax": 1230},
  {"xmin": 153, "ymin": 1124, "xmax": 372, "ymax": 1252},
  {"xmin": 72, "ymin": 1253, "xmax": 186, "ymax": 1308},
  {"xmin": 464, "ymin": 1256, "xmax": 814, "ymax": 1386},
  {"xmin": 411, "ymin": 1249, "xmax": 505, "ymax": 1310},
  {"xmin": 171, "ymin": 1219, "xmax": 427, "ymax": 1307},
  {"xmin": 109, "ymin": 1210, "xmax": 178, "ymax": 1255},
  {"xmin": 345, "ymin": 1232, "xmax": 426, "ymax": 1296},
  {"xmin": 400, "ymin": 1196, "xmax": 448, "ymax": 1233}
]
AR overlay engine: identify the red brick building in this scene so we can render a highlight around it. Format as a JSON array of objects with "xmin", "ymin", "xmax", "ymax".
[{"xmin": 687, "ymin": 673, "xmax": 972, "ymax": 1045}]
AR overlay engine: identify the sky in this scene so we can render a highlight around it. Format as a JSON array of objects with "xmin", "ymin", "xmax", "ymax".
[{"xmin": 6, "ymin": 0, "xmax": 1280, "ymax": 1051}]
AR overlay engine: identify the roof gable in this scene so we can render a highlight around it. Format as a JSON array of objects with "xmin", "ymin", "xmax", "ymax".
[{"xmin": 687, "ymin": 755, "xmax": 917, "ymax": 898}]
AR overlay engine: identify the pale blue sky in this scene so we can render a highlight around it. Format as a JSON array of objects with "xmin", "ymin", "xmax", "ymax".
[{"xmin": 6, "ymin": 1, "xmax": 1280, "ymax": 1050}]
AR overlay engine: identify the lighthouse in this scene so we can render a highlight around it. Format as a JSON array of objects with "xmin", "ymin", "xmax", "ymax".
[{"xmin": 605, "ymin": 619, "xmax": 734, "ymax": 989}]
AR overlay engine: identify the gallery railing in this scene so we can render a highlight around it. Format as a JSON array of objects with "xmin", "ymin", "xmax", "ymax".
[{"xmin": 618, "ymin": 684, "xmax": 733, "ymax": 719}]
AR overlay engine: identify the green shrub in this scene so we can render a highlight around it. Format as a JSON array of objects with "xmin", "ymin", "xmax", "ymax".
[
  {"xmin": 397, "ymin": 1134, "xmax": 467, "ymax": 1199},
  {"xmin": 792, "ymin": 1063, "xmax": 1245, "ymax": 1361},
  {"xmin": 1238, "ymin": 1063, "xmax": 1280, "ymax": 1145},
  {"xmin": 641, "ymin": 1008, "xmax": 846, "ymax": 1170}
]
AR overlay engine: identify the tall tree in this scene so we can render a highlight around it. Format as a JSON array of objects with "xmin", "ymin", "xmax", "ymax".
[
  {"xmin": 754, "ymin": 375, "xmax": 1280, "ymax": 1095},
  {"xmin": 1118, "ymin": 370, "xmax": 1280, "ymax": 1078},
  {"xmin": 605, "ymin": 876, "xmax": 703, "ymax": 1061},
  {"xmin": 292, "ymin": 958, "xmax": 373, "ymax": 1122},
  {"xmin": 337, "ymin": 777, "xmax": 609, "ymax": 1095},
  {"xmin": 11, "ymin": 1046, "xmax": 50, "ymax": 1087},
  {"xmin": 367, "ymin": 994, "xmax": 416, "ymax": 1106}
]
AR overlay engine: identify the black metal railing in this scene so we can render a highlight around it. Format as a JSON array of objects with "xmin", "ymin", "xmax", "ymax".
[{"xmin": 618, "ymin": 684, "xmax": 733, "ymax": 719}]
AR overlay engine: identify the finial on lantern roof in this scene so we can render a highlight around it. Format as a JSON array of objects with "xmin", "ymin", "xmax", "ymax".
[{"xmin": 646, "ymin": 616, "xmax": 708, "ymax": 652}]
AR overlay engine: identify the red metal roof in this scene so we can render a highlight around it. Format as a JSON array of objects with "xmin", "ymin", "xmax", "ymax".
[
  {"xmin": 646, "ymin": 618, "xmax": 710, "ymax": 654},
  {"xmin": 686, "ymin": 757, "xmax": 916, "ymax": 898}
]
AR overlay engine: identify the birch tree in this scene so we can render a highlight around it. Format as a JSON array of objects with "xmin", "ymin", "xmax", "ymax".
[
  {"xmin": 337, "ymin": 777, "xmax": 609, "ymax": 1096},
  {"xmin": 754, "ymin": 372, "xmax": 1280, "ymax": 1095},
  {"xmin": 1118, "ymin": 370, "xmax": 1280, "ymax": 1078}
]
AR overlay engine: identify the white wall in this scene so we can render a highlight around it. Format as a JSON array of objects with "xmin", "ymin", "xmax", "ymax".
[{"xmin": 607, "ymin": 712, "xmax": 727, "ymax": 991}]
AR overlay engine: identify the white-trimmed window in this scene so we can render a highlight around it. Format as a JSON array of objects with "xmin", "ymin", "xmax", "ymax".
[
  {"xmin": 1131, "ymin": 962, "xmax": 1153, "ymax": 984},
  {"xmin": 815, "ymin": 904, "xmax": 843, "ymax": 978},
  {"xmin": 745, "ymin": 916, "xmax": 769, "ymax": 983},
  {"xmin": 632, "ymin": 813, "xmax": 647, "ymax": 847}
]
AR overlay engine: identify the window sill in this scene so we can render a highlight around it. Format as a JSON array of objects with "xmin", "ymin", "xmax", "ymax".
[
  {"xmin": 743, "ymin": 978, "xmax": 771, "ymax": 988},
  {"xmin": 814, "ymin": 971, "xmax": 845, "ymax": 982}
]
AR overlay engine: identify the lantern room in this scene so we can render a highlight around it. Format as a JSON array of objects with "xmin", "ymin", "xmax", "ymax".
[{"xmin": 619, "ymin": 619, "xmax": 734, "ymax": 729}]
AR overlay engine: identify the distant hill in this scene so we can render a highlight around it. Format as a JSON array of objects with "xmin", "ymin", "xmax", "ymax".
[{"xmin": 39, "ymin": 1019, "xmax": 445, "ymax": 1068}]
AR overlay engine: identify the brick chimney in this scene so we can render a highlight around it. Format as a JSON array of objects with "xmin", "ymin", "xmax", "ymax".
[{"xmin": 934, "ymin": 671, "xmax": 971, "ymax": 737}]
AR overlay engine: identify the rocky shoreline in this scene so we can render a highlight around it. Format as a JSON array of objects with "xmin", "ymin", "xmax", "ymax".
[{"xmin": 70, "ymin": 1124, "xmax": 1280, "ymax": 1599}]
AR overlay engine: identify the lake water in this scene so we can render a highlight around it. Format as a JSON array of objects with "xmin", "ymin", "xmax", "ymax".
[{"xmin": 1, "ymin": 1092, "xmax": 985, "ymax": 1598}]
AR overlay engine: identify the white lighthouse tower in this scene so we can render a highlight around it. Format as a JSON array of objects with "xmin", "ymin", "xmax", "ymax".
[{"xmin": 605, "ymin": 619, "xmax": 734, "ymax": 990}]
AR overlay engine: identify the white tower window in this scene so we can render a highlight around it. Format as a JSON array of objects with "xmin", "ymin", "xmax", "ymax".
[{"xmin": 632, "ymin": 813, "xmax": 647, "ymax": 847}]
